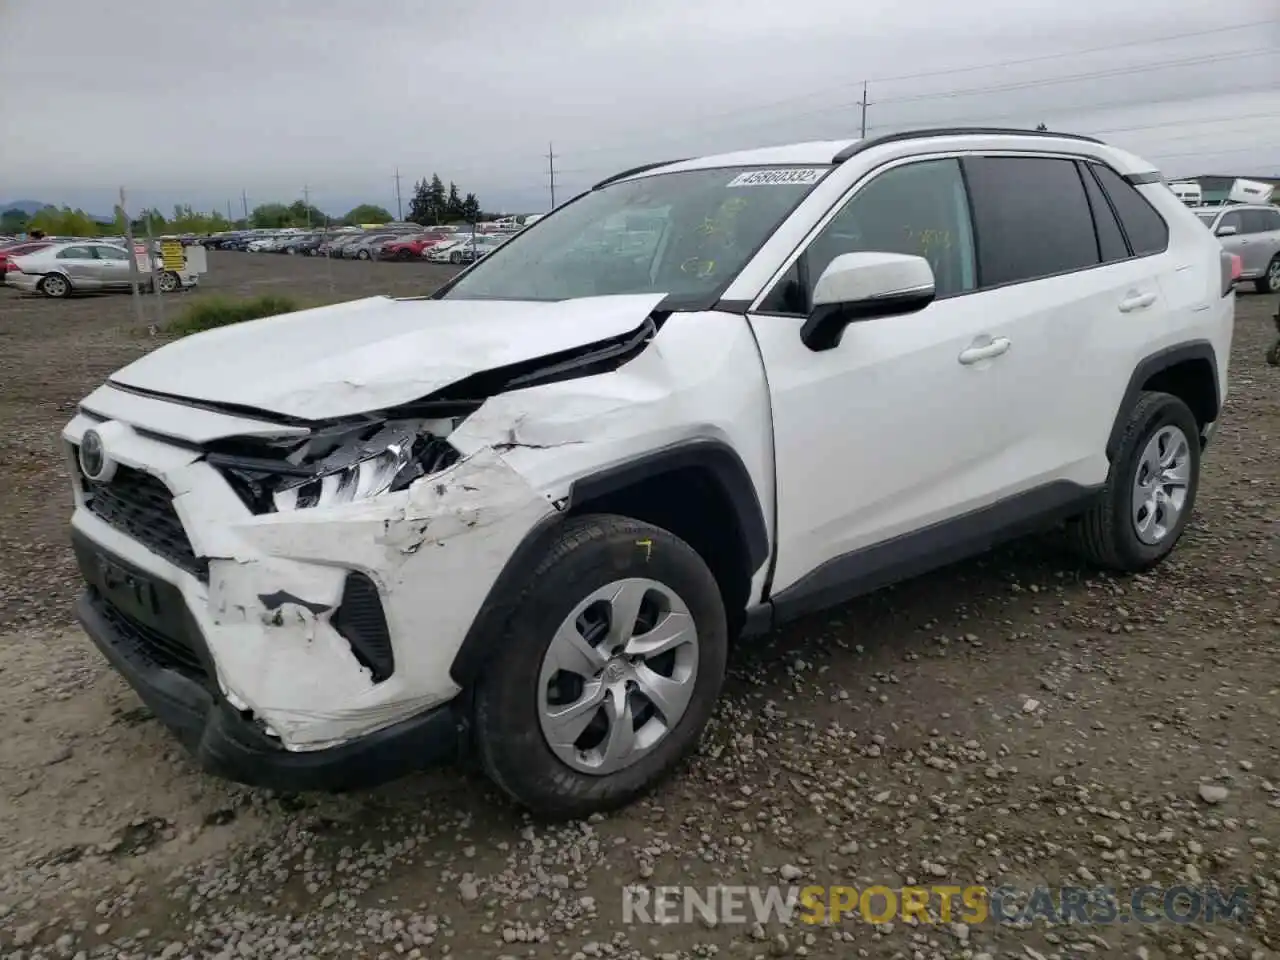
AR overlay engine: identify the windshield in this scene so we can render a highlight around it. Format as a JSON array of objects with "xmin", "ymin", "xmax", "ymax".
[
  {"xmin": 438, "ymin": 165, "xmax": 830, "ymax": 307},
  {"xmin": 1196, "ymin": 213, "xmax": 1217, "ymax": 226}
]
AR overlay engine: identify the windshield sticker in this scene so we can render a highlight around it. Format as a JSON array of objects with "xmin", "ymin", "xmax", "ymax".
[{"xmin": 726, "ymin": 168, "xmax": 827, "ymax": 188}]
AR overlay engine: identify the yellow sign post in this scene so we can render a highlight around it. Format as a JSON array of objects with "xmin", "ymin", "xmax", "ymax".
[{"xmin": 161, "ymin": 240, "xmax": 184, "ymax": 272}]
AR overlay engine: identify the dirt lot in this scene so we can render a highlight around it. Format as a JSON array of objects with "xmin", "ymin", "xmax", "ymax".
[{"xmin": 0, "ymin": 252, "xmax": 1276, "ymax": 960}]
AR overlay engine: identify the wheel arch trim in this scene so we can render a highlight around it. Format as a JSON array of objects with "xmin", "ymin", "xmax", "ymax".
[
  {"xmin": 447, "ymin": 438, "xmax": 771, "ymax": 688},
  {"xmin": 1106, "ymin": 340, "xmax": 1219, "ymax": 461}
]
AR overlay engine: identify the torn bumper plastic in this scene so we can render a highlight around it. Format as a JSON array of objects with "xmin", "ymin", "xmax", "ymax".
[
  {"xmin": 62, "ymin": 406, "xmax": 556, "ymax": 766},
  {"xmin": 73, "ymin": 554, "xmax": 462, "ymax": 791}
]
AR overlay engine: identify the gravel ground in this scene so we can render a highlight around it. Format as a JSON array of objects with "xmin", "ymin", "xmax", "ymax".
[{"xmin": 0, "ymin": 254, "xmax": 1276, "ymax": 960}]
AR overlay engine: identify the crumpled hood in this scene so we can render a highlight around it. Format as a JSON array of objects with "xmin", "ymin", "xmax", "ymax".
[{"xmin": 109, "ymin": 293, "xmax": 667, "ymax": 421}]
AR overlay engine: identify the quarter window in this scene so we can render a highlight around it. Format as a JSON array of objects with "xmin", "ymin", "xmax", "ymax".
[
  {"xmin": 962, "ymin": 156, "xmax": 1099, "ymax": 286},
  {"xmin": 1078, "ymin": 161, "xmax": 1129, "ymax": 263},
  {"xmin": 1090, "ymin": 164, "xmax": 1169, "ymax": 256}
]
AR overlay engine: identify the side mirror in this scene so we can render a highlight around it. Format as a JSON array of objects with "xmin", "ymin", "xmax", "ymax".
[
  {"xmin": 1216, "ymin": 224, "xmax": 1238, "ymax": 237},
  {"xmin": 800, "ymin": 252, "xmax": 936, "ymax": 351}
]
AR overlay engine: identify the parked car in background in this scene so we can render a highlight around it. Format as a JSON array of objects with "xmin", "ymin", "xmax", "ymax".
[
  {"xmin": 319, "ymin": 235, "xmax": 362, "ymax": 258},
  {"xmin": 343, "ymin": 233, "xmax": 398, "ymax": 260},
  {"xmin": 381, "ymin": 232, "xmax": 453, "ymax": 260},
  {"xmin": 7, "ymin": 241, "xmax": 196, "ymax": 297},
  {"xmin": 423, "ymin": 237, "xmax": 469, "ymax": 263},
  {"xmin": 1194, "ymin": 204, "xmax": 1280, "ymax": 293},
  {"xmin": 281, "ymin": 233, "xmax": 325, "ymax": 255},
  {"xmin": 0, "ymin": 239, "xmax": 54, "ymax": 273},
  {"xmin": 456, "ymin": 234, "xmax": 508, "ymax": 263}
]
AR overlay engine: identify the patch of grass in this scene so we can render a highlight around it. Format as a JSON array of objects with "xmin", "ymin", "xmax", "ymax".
[{"xmin": 166, "ymin": 294, "xmax": 301, "ymax": 336}]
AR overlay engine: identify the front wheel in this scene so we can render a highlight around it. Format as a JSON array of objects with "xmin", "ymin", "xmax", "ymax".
[
  {"xmin": 473, "ymin": 515, "xmax": 728, "ymax": 821},
  {"xmin": 356, "ymin": 249, "xmax": 370, "ymax": 260},
  {"xmin": 1255, "ymin": 256, "xmax": 1280, "ymax": 295},
  {"xmin": 158, "ymin": 270, "xmax": 180, "ymax": 293},
  {"xmin": 1067, "ymin": 391, "xmax": 1200, "ymax": 572}
]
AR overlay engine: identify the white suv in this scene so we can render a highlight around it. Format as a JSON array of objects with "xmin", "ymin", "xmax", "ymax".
[{"xmin": 63, "ymin": 128, "xmax": 1233, "ymax": 819}]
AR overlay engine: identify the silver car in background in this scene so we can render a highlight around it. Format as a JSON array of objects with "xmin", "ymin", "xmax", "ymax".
[
  {"xmin": 1194, "ymin": 204, "xmax": 1280, "ymax": 294},
  {"xmin": 5, "ymin": 241, "xmax": 190, "ymax": 298}
]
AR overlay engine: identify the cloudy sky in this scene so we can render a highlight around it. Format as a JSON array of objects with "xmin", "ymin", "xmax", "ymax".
[{"xmin": 1, "ymin": 0, "xmax": 1276, "ymax": 218}]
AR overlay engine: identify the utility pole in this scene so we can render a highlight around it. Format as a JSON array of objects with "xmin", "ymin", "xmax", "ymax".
[
  {"xmin": 857, "ymin": 81, "xmax": 872, "ymax": 138},
  {"xmin": 302, "ymin": 184, "xmax": 312, "ymax": 228},
  {"xmin": 241, "ymin": 190, "xmax": 249, "ymax": 224},
  {"xmin": 226, "ymin": 199, "xmax": 233, "ymax": 222},
  {"xmin": 393, "ymin": 168, "xmax": 404, "ymax": 221},
  {"xmin": 546, "ymin": 142, "xmax": 558, "ymax": 211},
  {"xmin": 119, "ymin": 187, "xmax": 145, "ymax": 329}
]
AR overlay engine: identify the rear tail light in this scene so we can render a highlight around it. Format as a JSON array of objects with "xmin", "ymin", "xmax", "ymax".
[
  {"xmin": 5, "ymin": 261, "xmax": 19, "ymax": 273},
  {"xmin": 1221, "ymin": 251, "xmax": 1241, "ymax": 296}
]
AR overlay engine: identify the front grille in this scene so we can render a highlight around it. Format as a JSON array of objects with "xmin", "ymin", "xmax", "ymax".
[
  {"xmin": 91, "ymin": 589, "xmax": 209, "ymax": 682},
  {"xmin": 75, "ymin": 452, "xmax": 208, "ymax": 582},
  {"xmin": 332, "ymin": 572, "xmax": 395, "ymax": 683}
]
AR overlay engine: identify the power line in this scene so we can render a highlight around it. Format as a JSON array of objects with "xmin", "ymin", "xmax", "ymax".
[{"xmin": 564, "ymin": 18, "xmax": 1276, "ymax": 156}]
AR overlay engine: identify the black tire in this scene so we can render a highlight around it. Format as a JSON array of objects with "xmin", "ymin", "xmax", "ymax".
[
  {"xmin": 39, "ymin": 273, "xmax": 70, "ymax": 298},
  {"xmin": 449, "ymin": 251, "xmax": 462, "ymax": 264},
  {"xmin": 1255, "ymin": 256, "xmax": 1280, "ymax": 295},
  {"xmin": 1067, "ymin": 391, "xmax": 1201, "ymax": 572},
  {"xmin": 473, "ymin": 515, "xmax": 728, "ymax": 821},
  {"xmin": 397, "ymin": 248, "xmax": 413, "ymax": 261},
  {"xmin": 356, "ymin": 249, "xmax": 370, "ymax": 261},
  {"xmin": 1266, "ymin": 338, "xmax": 1280, "ymax": 366}
]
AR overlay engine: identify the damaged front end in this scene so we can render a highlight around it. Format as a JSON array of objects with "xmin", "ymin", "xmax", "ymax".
[{"xmin": 62, "ymin": 310, "xmax": 670, "ymax": 784}]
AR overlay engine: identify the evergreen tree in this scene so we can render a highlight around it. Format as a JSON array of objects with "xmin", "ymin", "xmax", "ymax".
[
  {"xmin": 428, "ymin": 174, "xmax": 447, "ymax": 223},
  {"xmin": 461, "ymin": 193, "xmax": 481, "ymax": 223},
  {"xmin": 407, "ymin": 179, "xmax": 433, "ymax": 225},
  {"xmin": 446, "ymin": 182, "xmax": 463, "ymax": 221}
]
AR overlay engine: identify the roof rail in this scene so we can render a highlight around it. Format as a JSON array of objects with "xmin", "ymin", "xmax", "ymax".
[
  {"xmin": 831, "ymin": 127, "xmax": 1104, "ymax": 163},
  {"xmin": 593, "ymin": 158, "xmax": 689, "ymax": 190}
]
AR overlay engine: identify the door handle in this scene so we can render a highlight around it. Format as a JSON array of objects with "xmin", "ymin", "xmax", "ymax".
[
  {"xmin": 958, "ymin": 337, "xmax": 1011, "ymax": 364},
  {"xmin": 1118, "ymin": 291, "xmax": 1158, "ymax": 312}
]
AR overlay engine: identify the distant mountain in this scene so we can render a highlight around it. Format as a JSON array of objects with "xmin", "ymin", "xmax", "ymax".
[
  {"xmin": 1, "ymin": 199, "xmax": 114, "ymax": 224},
  {"xmin": 1, "ymin": 199, "xmax": 49, "ymax": 216}
]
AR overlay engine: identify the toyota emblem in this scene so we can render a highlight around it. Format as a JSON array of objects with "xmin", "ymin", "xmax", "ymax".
[{"xmin": 78, "ymin": 429, "xmax": 116, "ymax": 482}]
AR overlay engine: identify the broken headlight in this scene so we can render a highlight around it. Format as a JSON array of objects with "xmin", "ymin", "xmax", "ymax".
[
  {"xmin": 207, "ymin": 421, "xmax": 460, "ymax": 515},
  {"xmin": 272, "ymin": 425, "xmax": 417, "ymax": 512}
]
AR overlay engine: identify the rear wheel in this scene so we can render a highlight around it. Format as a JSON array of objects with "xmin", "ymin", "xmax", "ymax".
[
  {"xmin": 1067, "ymin": 391, "xmax": 1200, "ymax": 572},
  {"xmin": 357, "ymin": 249, "xmax": 370, "ymax": 260},
  {"xmin": 39, "ymin": 274, "xmax": 70, "ymax": 298},
  {"xmin": 397, "ymin": 248, "xmax": 413, "ymax": 261},
  {"xmin": 473, "ymin": 515, "xmax": 728, "ymax": 820},
  {"xmin": 1255, "ymin": 256, "xmax": 1280, "ymax": 295}
]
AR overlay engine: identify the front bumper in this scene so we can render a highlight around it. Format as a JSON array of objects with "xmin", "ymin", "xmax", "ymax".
[
  {"xmin": 72, "ymin": 534, "xmax": 463, "ymax": 791},
  {"xmin": 63, "ymin": 394, "xmax": 556, "ymax": 756}
]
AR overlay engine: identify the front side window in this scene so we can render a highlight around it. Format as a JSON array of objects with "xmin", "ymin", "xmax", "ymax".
[
  {"xmin": 92, "ymin": 245, "xmax": 128, "ymax": 260},
  {"xmin": 438, "ymin": 166, "xmax": 830, "ymax": 309},
  {"xmin": 963, "ymin": 156, "xmax": 1099, "ymax": 286},
  {"xmin": 758, "ymin": 158, "xmax": 976, "ymax": 314},
  {"xmin": 1217, "ymin": 210, "xmax": 1244, "ymax": 234}
]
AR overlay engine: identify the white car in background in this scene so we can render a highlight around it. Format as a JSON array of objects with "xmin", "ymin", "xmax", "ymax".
[{"xmin": 61, "ymin": 128, "xmax": 1232, "ymax": 820}]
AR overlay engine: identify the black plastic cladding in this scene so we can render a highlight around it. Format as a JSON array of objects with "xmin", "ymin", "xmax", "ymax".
[
  {"xmin": 592, "ymin": 158, "xmax": 691, "ymax": 190},
  {"xmin": 830, "ymin": 127, "xmax": 1105, "ymax": 164}
]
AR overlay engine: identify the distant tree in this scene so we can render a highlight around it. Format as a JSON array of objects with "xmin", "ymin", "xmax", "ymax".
[
  {"xmin": 28, "ymin": 205, "xmax": 102, "ymax": 237},
  {"xmin": 1, "ymin": 208, "xmax": 30, "ymax": 234},
  {"xmin": 342, "ymin": 203, "xmax": 394, "ymax": 226},
  {"xmin": 286, "ymin": 200, "xmax": 327, "ymax": 227},
  {"xmin": 135, "ymin": 207, "xmax": 167, "ymax": 235},
  {"xmin": 461, "ymin": 193, "xmax": 481, "ymax": 223},
  {"xmin": 428, "ymin": 175, "xmax": 447, "ymax": 222},
  {"xmin": 445, "ymin": 182, "xmax": 463, "ymax": 221},
  {"xmin": 407, "ymin": 179, "xmax": 433, "ymax": 225},
  {"xmin": 1035, "ymin": 122, "xmax": 1048, "ymax": 131}
]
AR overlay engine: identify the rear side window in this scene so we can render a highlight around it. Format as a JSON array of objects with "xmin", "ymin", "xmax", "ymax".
[
  {"xmin": 56, "ymin": 246, "xmax": 93, "ymax": 259},
  {"xmin": 962, "ymin": 156, "xmax": 1099, "ymax": 286},
  {"xmin": 1241, "ymin": 209, "xmax": 1280, "ymax": 234},
  {"xmin": 1090, "ymin": 164, "xmax": 1169, "ymax": 256},
  {"xmin": 1078, "ymin": 161, "xmax": 1129, "ymax": 262}
]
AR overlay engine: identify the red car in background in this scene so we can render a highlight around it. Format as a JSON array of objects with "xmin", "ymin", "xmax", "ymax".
[
  {"xmin": 0, "ymin": 240, "xmax": 54, "ymax": 273},
  {"xmin": 380, "ymin": 232, "xmax": 454, "ymax": 261}
]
